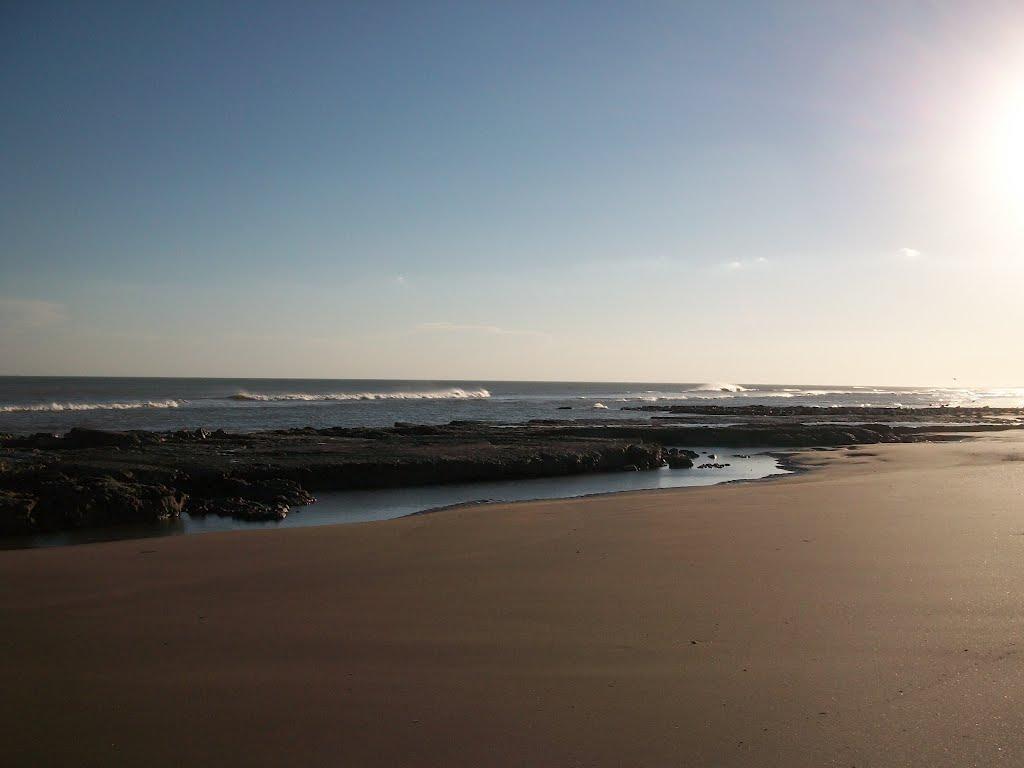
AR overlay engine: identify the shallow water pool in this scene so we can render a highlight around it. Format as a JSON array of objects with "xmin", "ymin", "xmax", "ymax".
[{"xmin": 2, "ymin": 448, "xmax": 789, "ymax": 549}]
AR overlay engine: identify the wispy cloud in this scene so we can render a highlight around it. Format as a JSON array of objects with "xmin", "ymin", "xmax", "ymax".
[
  {"xmin": 0, "ymin": 298, "xmax": 68, "ymax": 328},
  {"xmin": 415, "ymin": 321, "xmax": 550, "ymax": 339},
  {"xmin": 897, "ymin": 247, "xmax": 923, "ymax": 261},
  {"xmin": 721, "ymin": 256, "xmax": 769, "ymax": 271}
]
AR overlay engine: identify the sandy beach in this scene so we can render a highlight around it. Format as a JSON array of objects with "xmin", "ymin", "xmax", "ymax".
[{"xmin": 4, "ymin": 434, "xmax": 1024, "ymax": 766}]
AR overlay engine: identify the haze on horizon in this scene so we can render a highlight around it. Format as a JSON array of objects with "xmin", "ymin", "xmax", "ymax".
[{"xmin": 2, "ymin": 1, "xmax": 1024, "ymax": 387}]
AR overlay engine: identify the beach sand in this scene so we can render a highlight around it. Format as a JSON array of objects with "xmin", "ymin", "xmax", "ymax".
[{"xmin": 4, "ymin": 434, "xmax": 1024, "ymax": 766}]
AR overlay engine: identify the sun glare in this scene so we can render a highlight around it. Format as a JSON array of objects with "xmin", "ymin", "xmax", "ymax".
[{"xmin": 988, "ymin": 77, "xmax": 1024, "ymax": 212}]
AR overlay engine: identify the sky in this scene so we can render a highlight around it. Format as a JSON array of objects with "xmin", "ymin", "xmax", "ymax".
[{"xmin": 2, "ymin": 1, "xmax": 1023, "ymax": 385}]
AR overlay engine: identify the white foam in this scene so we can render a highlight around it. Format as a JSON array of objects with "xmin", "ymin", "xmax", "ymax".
[
  {"xmin": 690, "ymin": 382, "xmax": 749, "ymax": 393},
  {"xmin": 687, "ymin": 390, "xmax": 794, "ymax": 399},
  {"xmin": 0, "ymin": 400, "xmax": 181, "ymax": 413},
  {"xmin": 229, "ymin": 387, "xmax": 491, "ymax": 403}
]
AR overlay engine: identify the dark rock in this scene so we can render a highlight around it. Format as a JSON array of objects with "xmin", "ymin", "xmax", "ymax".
[
  {"xmin": 189, "ymin": 497, "xmax": 290, "ymax": 521},
  {"xmin": 0, "ymin": 490, "xmax": 37, "ymax": 536},
  {"xmin": 625, "ymin": 443, "xmax": 662, "ymax": 468},
  {"xmin": 666, "ymin": 448, "xmax": 699, "ymax": 461},
  {"xmin": 29, "ymin": 476, "xmax": 187, "ymax": 532},
  {"xmin": 0, "ymin": 412, "xmax": 1007, "ymax": 536},
  {"xmin": 622, "ymin": 403, "xmax": 1024, "ymax": 422},
  {"xmin": 666, "ymin": 454, "xmax": 694, "ymax": 469},
  {"xmin": 186, "ymin": 475, "xmax": 314, "ymax": 511},
  {"xmin": 62, "ymin": 428, "xmax": 142, "ymax": 450}
]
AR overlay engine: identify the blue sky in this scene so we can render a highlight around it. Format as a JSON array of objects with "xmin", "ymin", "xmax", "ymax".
[{"xmin": 2, "ymin": 1, "xmax": 1023, "ymax": 383}]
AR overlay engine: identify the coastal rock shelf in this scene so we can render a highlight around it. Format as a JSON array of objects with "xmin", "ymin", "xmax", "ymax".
[
  {"xmin": 621, "ymin": 404, "xmax": 1024, "ymax": 423},
  {"xmin": 0, "ymin": 418, "xmax": 1011, "ymax": 536},
  {"xmin": 0, "ymin": 425, "xmax": 664, "ymax": 535}
]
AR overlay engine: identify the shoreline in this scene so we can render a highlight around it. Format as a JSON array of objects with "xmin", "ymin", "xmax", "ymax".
[
  {"xmin": 5, "ymin": 434, "xmax": 1024, "ymax": 765},
  {"xmin": 2, "ymin": 447, "xmax": 792, "ymax": 549},
  {"xmin": 406, "ymin": 451, "xmax": 800, "ymax": 518},
  {"xmin": 1, "ymin": 417, "xmax": 1005, "ymax": 538}
]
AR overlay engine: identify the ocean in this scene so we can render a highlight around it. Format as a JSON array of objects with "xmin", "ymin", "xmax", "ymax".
[{"xmin": 1, "ymin": 377, "xmax": 1022, "ymax": 435}]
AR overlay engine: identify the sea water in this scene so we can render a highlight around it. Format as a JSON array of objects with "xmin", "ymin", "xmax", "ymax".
[{"xmin": 2, "ymin": 376, "xmax": 1021, "ymax": 434}]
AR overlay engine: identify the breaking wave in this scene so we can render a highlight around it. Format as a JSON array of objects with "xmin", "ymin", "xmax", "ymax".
[
  {"xmin": 230, "ymin": 387, "xmax": 492, "ymax": 403},
  {"xmin": 690, "ymin": 382, "xmax": 749, "ymax": 393},
  {"xmin": 0, "ymin": 400, "xmax": 181, "ymax": 413}
]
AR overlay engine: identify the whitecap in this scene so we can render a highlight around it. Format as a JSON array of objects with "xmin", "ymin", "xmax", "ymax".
[
  {"xmin": 690, "ymin": 382, "xmax": 750, "ymax": 393},
  {"xmin": 229, "ymin": 387, "xmax": 491, "ymax": 403},
  {"xmin": 0, "ymin": 400, "xmax": 181, "ymax": 413}
]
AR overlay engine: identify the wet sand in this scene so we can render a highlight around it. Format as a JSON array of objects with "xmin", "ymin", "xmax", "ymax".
[{"xmin": 3, "ymin": 434, "xmax": 1024, "ymax": 766}]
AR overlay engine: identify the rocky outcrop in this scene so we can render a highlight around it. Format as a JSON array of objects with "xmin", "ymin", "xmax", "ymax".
[
  {"xmin": 4, "ymin": 476, "xmax": 188, "ymax": 534},
  {"xmin": 186, "ymin": 477, "xmax": 315, "ymax": 521},
  {"xmin": 0, "ymin": 427, "xmax": 665, "ymax": 535},
  {"xmin": 622, "ymin": 404, "xmax": 1024, "ymax": 424},
  {"xmin": 0, "ymin": 491, "xmax": 36, "ymax": 536},
  {"xmin": 0, "ymin": 415, "xmax": 1006, "ymax": 537},
  {"xmin": 526, "ymin": 421, "xmax": 986, "ymax": 447},
  {"xmin": 665, "ymin": 447, "xmax": 698, "ymax": 468}
]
